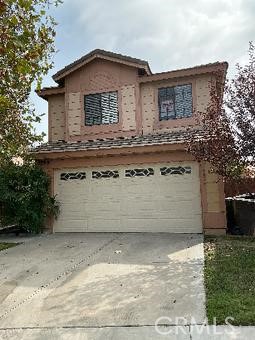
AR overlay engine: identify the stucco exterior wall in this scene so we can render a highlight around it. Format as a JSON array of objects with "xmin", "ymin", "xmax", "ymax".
[
  {"xmin": 201, "ymin": 162, "xmax": 227, "ymax": 234},
  {"xmin": 63, "ymin": 59, "xmax": 140, "ymax": 141},
  {"xmin": 67, "ymin": 92, "xmax": 81, "ymax": 136},
  {"xmin": 141, "ymin": 84, "xmax": 155, "ymax": 135},
  {"xmin": 48, "ymin": 94, "xmax": 65, "ymax": 141},
  {"xmin": 47, "ymin": 61, "xmax": 215, "ymax": 142},
  {"xmin": 141, "ymin": 74, "xmax": 212, "ymax": 134},
  {"xmin": 121, "ymin": 84, "xmax": 136, "ymax": 131},
  {"xmin": 195, "ymin": 74, "xmax": 211, "ymax": 113}
]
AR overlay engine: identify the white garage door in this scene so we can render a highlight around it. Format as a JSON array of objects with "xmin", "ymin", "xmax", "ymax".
[{"xmin": 53, "ymin": 162, "xmax": 202, "ymax": 233}]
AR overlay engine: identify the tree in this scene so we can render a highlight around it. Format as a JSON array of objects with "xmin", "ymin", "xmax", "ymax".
[
  {"xmin": 0, "ymin": 0, "xmax": 61, "ymax": 165},
  {"xmin": 227, "ymin": 42, "xmax": 255, "ymax": 162},
  {"xmin": 187, "ymin": 42, "xmax": 255, "ymax": 180},
  {"xmin": 0, "ymin": 162, "xmax": 59, "ymax": 233}
]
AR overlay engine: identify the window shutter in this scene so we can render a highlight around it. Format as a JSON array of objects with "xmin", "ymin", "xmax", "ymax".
[
  {"xmin": 85, "ymin": 91, "xmax": 118, "ymax": 126},
  {"xmin": 101, "ymin": 92, "xmax": 118, "ymax": 124},
  {"xmin": 175, "ymin": 84, "xmax": 192, "ymax": 118},
  {"xmin": 158, "ymin": 87, "xmax": 175, "ymax": 120},
  {"xmin": 158, "ymin": 84, "xmax": 192, "ymax": 120},
  {"xmin": 85, "ymin": 93, "xmax": 101, "ymax": 125}
]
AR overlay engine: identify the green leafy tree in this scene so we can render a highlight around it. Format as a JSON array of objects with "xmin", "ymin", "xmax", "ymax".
[{"xmin": 0, "ymin": 0, "xmax": 61, "ymax": 164}]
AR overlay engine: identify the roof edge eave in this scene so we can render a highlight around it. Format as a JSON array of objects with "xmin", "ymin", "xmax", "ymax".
[
  {"xmin": 36, "ymin": 86, "xmax": 65, "ymax": 99},
  {"xmin": 138, "ymin": 61, "xmax": 228, "ymax": 84},
  {"xmin": 34, "ymin": 142, "xmax": 188, "ymax": 160}
]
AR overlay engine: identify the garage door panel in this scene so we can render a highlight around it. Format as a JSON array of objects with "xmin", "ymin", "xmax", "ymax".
[
  {"xmin": 56, "ymin": 188, "xmax": 87, "ymax": 201},
  {"xmin": 90, "ymin": 184, "xmax": 121, "ymax": 196},
  {"xmin": 53, "ymin": 162, "xmax": 202, "ymax": 233},
  {"xmin": 159, "ymin": 175, "xmax": 196, "ymax": 183},
  {"xmin": 124, "ymin": 183, "xmax": 198, "ymax": 194},
  {"xmin": 120, "ymin": 217, "xmax": 201, "ymax": 233},
  {"xmin": 88, "ymin": 211, "xmax": 121, "ymax": 220},
  {"xmin": 88, "ymin": 218, "xmax": 121, "ymax": 231},
  {"xmin": 122, "ymin": 200, "xmax": 158, "ymax": 211},
  {"xmin": 57, "ymin": 207, "xmax": 87, "ymax": 219},
  {"xmin": 57, "ymin": 181, "xmax": 86, "ymax": 190},
  {"xmin": 158, "ymin": 182, "xmax": 199, "ymax": 193},
  {"xmin": 89, "ymin": 194, "xmax": 122, "ymax": 202},
  {"xmin": 86, "ymin": 201, "xmax": 120, "ymax": 213},
  {"xmin": 158, "ymin": 200, "xmax": 202, "ymax": 212},
  {"xmin": 123, "ymin": 201, "xmax": 201, "ymax": 216},
  {"xmin": 124, "ymin": 183, "xmax": 158, "ymax": 195},
  {"xmin": 122, "ymin": 216, "xmax": 203, "ymax": 227},
  {"xmin": 122, "ymin": 210, "xmax": 200, "ymax": 219},
  {"xmin": 162, "ymin": 194, "xmax": 199, "ymax": 202},
  {"xmin": 54, "ymin": 219, "xmax": 87, "ymax": 232},
  {"xmin": 159, "ymin": 178, "xmax": 197, "ymax": 187},
  {"xmin": 120, "ymin": 194, "xmax": 198, "ymax": 204}
]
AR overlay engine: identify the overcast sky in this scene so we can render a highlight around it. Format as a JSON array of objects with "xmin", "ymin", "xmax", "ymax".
[{"xmin": 32, "ymin": 0, "xmax": 255, "ymax": 137}]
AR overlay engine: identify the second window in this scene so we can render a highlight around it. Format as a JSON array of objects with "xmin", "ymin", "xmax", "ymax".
[{"xmin": 158, "ymin": 84, "xmax": 192, "ymax": 120}]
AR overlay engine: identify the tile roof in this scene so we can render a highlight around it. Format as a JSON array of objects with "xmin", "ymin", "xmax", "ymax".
[
  {"xmin": 36, "ymin": 85, "xmax": 65, "ymax": 99},
  {"xmin": 33, "ymin": 130, "xmax": 205, "ymax": 154},
  {"xmin": 138, "ymin": 61, "xmax": 228, "ymax": 84},
  {"xmin": 149, "ymin": 61, "xmax": 228, "ymax": 77}
]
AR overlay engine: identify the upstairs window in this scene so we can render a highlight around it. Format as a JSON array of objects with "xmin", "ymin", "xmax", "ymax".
[
  {"xmin": 158, "ymin": 84, "xmax": 192, "ymax": 120},
  {"xmin": 84, "ymin": 91, "xmax": 118, "ymax": 126}
]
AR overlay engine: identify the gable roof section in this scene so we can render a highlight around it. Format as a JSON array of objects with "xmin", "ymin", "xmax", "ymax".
[
  {"xmin": 52, "ymin": 49, "xmax": 152, "ymax": 83},
  {"xmin": 37, "ymin": 51, "xmax": 228, "ymax": 100}
]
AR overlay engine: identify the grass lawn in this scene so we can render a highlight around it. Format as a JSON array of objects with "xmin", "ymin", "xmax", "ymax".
[
  {"xmin": 204, "ymin": 236, "xmax": 255, "ymax": 325},
  {"xmin": 0, "ymin": 242, "xmax": 18, "ymax": 252}
]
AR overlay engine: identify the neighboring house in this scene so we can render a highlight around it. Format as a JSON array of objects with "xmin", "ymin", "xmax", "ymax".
[{"xmin": 35, "ymin": 49, "xmax": 227, "ymax": 235}]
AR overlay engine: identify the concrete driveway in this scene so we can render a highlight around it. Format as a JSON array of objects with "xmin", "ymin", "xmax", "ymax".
[{"xmin": 0, "ymin": 233, "xmax": 205, "ymax": 339}]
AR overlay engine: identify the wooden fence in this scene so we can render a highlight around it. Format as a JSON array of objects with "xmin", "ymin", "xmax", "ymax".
[{"xmin": 225, "ymin": 178, "xmax": 255, "ymax": 197}]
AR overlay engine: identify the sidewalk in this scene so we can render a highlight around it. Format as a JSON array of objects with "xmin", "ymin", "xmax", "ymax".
[
  {"xmin": 0, "ymin": 325, "xmax": 254, "ymax": 339},
  {"xmin": 191, "ymin": 325, "xmax": 254, "ymax": 339}
]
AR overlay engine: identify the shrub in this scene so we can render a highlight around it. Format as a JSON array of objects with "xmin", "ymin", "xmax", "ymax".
[{"xmin": 0, "ymin": 163, "xmax": 59, "ymax": 233}]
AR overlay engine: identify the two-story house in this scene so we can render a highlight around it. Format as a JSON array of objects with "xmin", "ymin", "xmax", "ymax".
[{"xmin": 35, "ymin": 49, "xmax": 228, "ymax": 235}]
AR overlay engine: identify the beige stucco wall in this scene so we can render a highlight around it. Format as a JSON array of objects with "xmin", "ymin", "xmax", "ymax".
[
  {"xmin": 202, "ymin": 162, "xmax": 226, "ymax": 234},
  {"xmin": 195, "ymin": 74, "xmax": 211, "ymax": 113},
  {"xmin": 141, "ymin": 74, "xmax": 212, "ymax": 134},
  {"xmin": 121, "ymin": 84, "xmax": 136, "ymax": 131},
  {"xmin": 67, "ymin": 92, "xmax": 81, "ymax": 136},
  {"xmin": 47, "ymin": 60, "xmax": 215, "ymax": 142},
  {"xmin": 48, "ymin": 94, "xmax": 65, "ymax": 141},
  {"xmin": 141, "ymin": 84, "xmax": 155, "ymax": 135},
  {"xmin": 64, "ymin": 59, "xmax": 140, "ymax": 141}
]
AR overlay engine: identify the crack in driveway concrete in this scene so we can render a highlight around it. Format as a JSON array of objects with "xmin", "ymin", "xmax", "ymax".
[
  {"xmin": 0, "ymin": 233, "xmax": 206, "ymax": 335},
  {"xmin": 0, "ymin": 235, "xmax": 120, "ymax": 321}
]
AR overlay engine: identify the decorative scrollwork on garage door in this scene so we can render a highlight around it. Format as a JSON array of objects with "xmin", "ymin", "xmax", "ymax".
[
  {"xmin": 92, "ymin": 170, "xmax": 119, "ymax": 179},
  {"xmin": 60, "ymin": 172, "xmax": 86, "ymax": 181},
  {"xmin": 125, "ymin": 168, "xmax": 154, "ymax": 177},
  {"xmin": 160, "ymin": 166, "xmax": 191, "ymax": 176}
]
